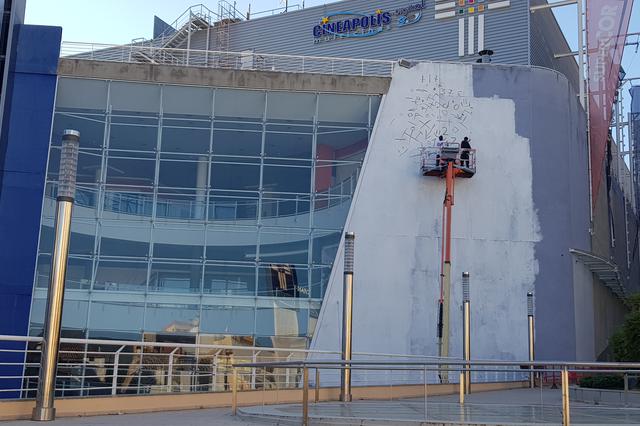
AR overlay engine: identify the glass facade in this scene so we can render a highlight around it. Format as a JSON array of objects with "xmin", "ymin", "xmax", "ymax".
[{"xmin": 30, "ymin": 77, "xmax": 379, "ymax": 348}]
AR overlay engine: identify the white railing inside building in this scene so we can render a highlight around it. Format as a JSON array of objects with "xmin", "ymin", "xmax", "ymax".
[
  {"xmin": 59, "ymin": 42, "xmax": 396, "ymax": 78},
  {"xmin": 44, "ymin": 169, "xmax": 360, "ymax": 221},
  {"xmin": 0, "ymin": 334, "xmax": 530, "ymax": 400}
]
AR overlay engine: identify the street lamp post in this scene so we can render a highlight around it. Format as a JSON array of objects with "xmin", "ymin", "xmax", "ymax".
[
  {"xmin": 527, "ymin": 292, "xmax": 535, "ymax": 388},
  {"xmin": 462, "ymin": 272, "xmax": 471, "ymax": 395},
  {"xmin": 340, "ymin": 232, "xmax": 355, "ymax": 402},
  {"xmin": 32, "ymin": 130, "xmax": 80, "ymax": 421}
]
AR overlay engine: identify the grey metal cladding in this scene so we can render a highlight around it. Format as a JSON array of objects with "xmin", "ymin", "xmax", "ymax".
[
  {"xmin": 188, "ymin": 0, "xmax": 532, "ymax": 66},
  {"xmin": 529, "ymin": 0, "xmax": 580, "ymax": 93}
]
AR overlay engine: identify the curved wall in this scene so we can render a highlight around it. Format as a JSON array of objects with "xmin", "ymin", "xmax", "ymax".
[{"xmin": 310, "ymin": 62, "xmax": 591, "ymax": 361}]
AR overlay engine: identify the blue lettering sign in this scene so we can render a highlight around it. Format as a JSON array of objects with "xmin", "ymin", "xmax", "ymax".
[{"xmin": 313, "ymin": 2, "xmax": 426, "ymax": 43}]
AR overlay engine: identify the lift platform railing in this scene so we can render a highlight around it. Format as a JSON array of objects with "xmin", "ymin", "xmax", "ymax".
[{"xmin": 420, "ymin": 145, "xmax": 477, "ymax": 176}]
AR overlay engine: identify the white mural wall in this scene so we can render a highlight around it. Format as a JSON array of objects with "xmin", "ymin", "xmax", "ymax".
[{"xmin": 310, "ymin": 62, "xmax": 541, "ymax": 362}]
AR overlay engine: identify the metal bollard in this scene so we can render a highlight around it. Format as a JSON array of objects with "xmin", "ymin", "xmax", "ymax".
[
  {"xmin": 341, "ymin": 232, "xmax": 355, "ymax": 402},
  {"xmin": 624, "ymin": 373, "xmax": 629, "ymax": 407},
  {"xmin": 459, "ymin": 372, "xmax": 465, "ymax": 405},
  {"xmin": 561, "ymin": 367, "xmax": 571, "ymax": 426},
  {"xmin": 302, "ymin": 367, "xmax": 309, "ymax": 426},
  {"xmin": 315, "ymin": 368, "xmax": 320, "ymax": 403},
  {"xmin": 527, "ymin": 292, "xmax": 535, "ymax": 388},
  {"xmin": 232, "ymin": 368, "xmax": 238, "ymax": 416},
  {"xmin": 462, "ymin": 272, "xmax": 471, "ymax": 395}
]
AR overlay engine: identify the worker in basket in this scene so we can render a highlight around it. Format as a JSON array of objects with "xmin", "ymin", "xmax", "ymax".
[{"xmin": 460, "ymin": 136, "xmax": 471, "ymax": 167}]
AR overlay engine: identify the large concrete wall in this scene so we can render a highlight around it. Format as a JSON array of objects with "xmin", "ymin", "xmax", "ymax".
[{"xmin": 310, "ymin": 61, "xmax": 591, "ymax": 362}]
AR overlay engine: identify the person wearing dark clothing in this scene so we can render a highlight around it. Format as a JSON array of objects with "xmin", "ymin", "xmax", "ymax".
[{"xmin": 460, "ymin": 137, "xmax": 471, "ymax": 167}]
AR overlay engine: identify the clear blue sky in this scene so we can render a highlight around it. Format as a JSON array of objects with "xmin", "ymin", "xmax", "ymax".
[{"xmin": 24, "ymin": 0, "xmax": 331, "ymax": 44}]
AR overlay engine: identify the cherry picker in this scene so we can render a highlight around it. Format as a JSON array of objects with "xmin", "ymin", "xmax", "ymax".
[{"xmin": 421, "ymin": 141, "xmax": 476, "ymax": 382}]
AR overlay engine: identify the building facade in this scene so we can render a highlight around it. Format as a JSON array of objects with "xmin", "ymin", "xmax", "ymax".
[{"xmin": 0, "ymin": 0, "xmax": 637, "ymax": 399}]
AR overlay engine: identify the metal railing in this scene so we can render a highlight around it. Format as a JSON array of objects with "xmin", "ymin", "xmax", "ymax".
[
  {"xmin": 0, "ymin": 335, "xmax": 462, "ymax": 400},
  {"xmin": 59, "ymin": 42, "xmax": 396, "ymax": 78},
  {"xmin": 248, "ymin": 3, "xmax": 302, "ymax": 19},
  {"xmin": 420, "ymin": 146, "xmax": 477, "ymax": 175},
  {"xmin": 44, "ymin": 170, "xmax": 360, "ymax": 221},
  {"xmin": 232, "ymin": 359, "xmax": 640, "ymax": 426}
]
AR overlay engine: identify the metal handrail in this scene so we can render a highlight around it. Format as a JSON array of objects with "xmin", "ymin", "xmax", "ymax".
[
  {"xmin": 230, "ymin": 359, "xmax": 640, "ymax": 425},
  {"xmin": 59, "ymin": 42, "xmax": 396, "ymax": 78},
  {"xmin": 237, "ymin": 359, "xmax": 640, "ymax": 369},
  {"xmin": 44, "ymin": 169, "xmax": 360, "ymax": 220}
]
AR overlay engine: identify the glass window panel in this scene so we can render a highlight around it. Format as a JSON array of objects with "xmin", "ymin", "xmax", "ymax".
[
  {"xmin": 203, "ymin": 264, "xmax": 255, "ymax": 295},
  {"xmin": 266, "ymin": 92, "xmax": 316, "ymax": 124},
  {"xmin": 110, "ymin": 81, "xmax": 160, "ymax": 115},
  {"xmin": 156, "ymin": 191, "xmax": 207, "ymax": 221},
  {"xmin": 94, "ymin": 260, "xmax": 148, "ymax": 292},
  {"xmin": 51, "ymin": 112, "xmax": 105, "ymax": 149},
  {"xmin": 89, "ymin": 301, "xmax": 144, "ymax": 331},
  {"xmin": 255, "ymin": 305, "xmax": 309, "ymax": 337},
  {"xmin": 69, "ymin": 220, "xmax": 97, "ymax": 256},
  {"xmin": 209, "ymin": 193, "xmax": 259, "ymax": 223},
  {"xmin": 103, "ymin": 189, "xmax": 154, "ymax": 218},
  {"xmin": 309, "ymin": 308, "xmax": 320, "ymax": 336},
  {"xmin": 109, "ymin": 123, "xmax": 158, "ymax": 152},
  {"xmin": 105, "ymin": 157, "xmax": 156, "ymax": 187},
  {"xmin": 210, "ymin": 161, "xmax": 260, "ymax": 191},
  {"xmin": 31, "ymin": 299, "xmax": 88, "ymax": 331},
  {"xmin": 265, "ymin": 132, "xmax": 312, "ymax": 159},
  {"xmin": 310, "ymin": 266, "xmax": 332, "ymax": 299},
  {"xmin": 35, "ymin": 254, "xmax": 51, "ymax": 289},
  {"xmin": 56, "ymin": 78, "xmax": 108, "ymax": 112},
  {"xmin": 152, "ymin": 225, "xmax": 205, "ymax": 260},
  {"xmin": 316, "ymin": 128, "xmax": 369, "ymax": 161},
  {"xmin": 261, "ymin": 193, "xmax": 310, "ymax": 227},
  {"xmin": 29, "ymin": 298, "xmax": 46, "ymax": 329},
  {"xmin": 259, "ymin": 228, "xmax": 309, "ymax": 265},
  {"xmin": 149, "ymin": 262, "xmax": 202, "ymax": 293},
  {"xmin": 65, "ymin": 257, "xmax": 94, "ymax": 290},
  {"xmin": 162, "ymin": 85, "xmax": 212, "ymax": 117},
  {"xmin": 205, "ymin": 226, "xmax": 258, "ymax": 263},
  {"xmin": 314, "ymin": 161, "xmax": 361, "ymax": 195},
  {"xmin": 38, "ymin": 223, "xmax": 54, "ymax": 254},
  {"xmin": 161, "ymin": 125, "xmax": 210, "ymax": 154},
  {"xmin": 158, "ymin": 158, "xmax": 207, "ymax": 188},
  {"xmin": 41, "ymin": 184, "xmax": 57, "ymax": 219},
  {"xmin": 311, "ymin": 230, "xmax": 341, "ymax": 266},
  {"xmin": 212, "ymin": 128, "xmax": 261, "ymax": 157},
  {"xmin": 262, "ymin": 165, "xmax": 311, "ymax": 194},
  {"xmin": 99, "ymin": 221, "xmax": 151, "ymax": 259},
  {"xmin": 73, "ymin": 186, "xmax": 100, "ymax": 219},
  {"xmin": 313, "ymin": 194, "xmax": 352, "ymax": 230},
  {"xmin": 257, "ymin": 266, "xmax": 309, "ymax": 298},
  {"xmin": 144, "ymin": 303, "xmax": 200, "ymax": 334},
  {"xmin": 201, "ymin": 305, "xmax": 255, "ymax": 335},
  {"xmin": 370, "ymin": 96, "xmax": 382, "ymax": 123},
  {"xmin": 215, "ymin": 89, "xmax": 264, "ymax": 121},
  {"xmin": 318, "ymin": 94, "xmax": 369, "ymax": 126}
]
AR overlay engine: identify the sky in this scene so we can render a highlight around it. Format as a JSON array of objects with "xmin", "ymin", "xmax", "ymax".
[
  {"xmin": 23, "ymin": 0, "xmax": 640, "ymax": 147},
  {"xmin": 24, "ymin": 0, "xmax": 331, "ymax": 44}
]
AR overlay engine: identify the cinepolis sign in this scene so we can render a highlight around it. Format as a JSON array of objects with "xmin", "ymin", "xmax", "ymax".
[{"xmin": 313, "ymin": 1, "xmax": 426, "ymax": 43}]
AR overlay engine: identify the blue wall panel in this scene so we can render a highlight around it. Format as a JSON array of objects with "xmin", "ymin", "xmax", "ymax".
[{"xmin": 0, "ymin": 24, "xmax": 61, "ymax": 398}]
